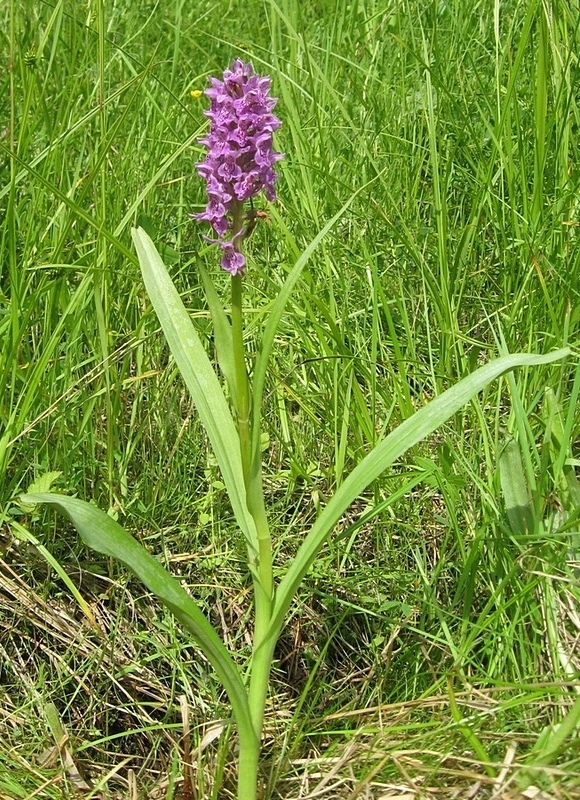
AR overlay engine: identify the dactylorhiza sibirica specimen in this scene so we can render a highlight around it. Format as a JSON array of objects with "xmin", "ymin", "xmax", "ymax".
[
  {"xmin": 22, "ymin": 58, "xmax": 570, "ymax": 800},
  {"xmin": 194, "ymin": 59, "xmax": 283, "ymax": 275}
]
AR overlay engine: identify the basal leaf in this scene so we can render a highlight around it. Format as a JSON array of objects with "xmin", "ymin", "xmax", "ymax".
[
  {"xmin": 132, "ymin": 228, "xmax": 257, "ymax": 553},
  {"xmin": 271, "ymin": 348, "xmax": 569, "ymax": 637},
  {"xmin": 21, "ymin": 492, "xmax": 256, "ymax": 747}
]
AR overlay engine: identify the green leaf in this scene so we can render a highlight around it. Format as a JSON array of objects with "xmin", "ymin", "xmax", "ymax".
[
  {"xmin": 530, "ymin": 693, "xmax": 580, "ymax": 764},
  {"xmin": 499, "ymin": 438, "xmax": 535, "ymax": 535},
  {"xmin": 132, "ymin": 227, "xmax": 257, "ymax": 553},
  {"xmin": 197, "ymin": 260, "xmax": 237, "ymax": 402},
  {"xmin": 19, "ymin": 471, "xmax": 62, "ymax": 511},
  {"xmin": 43, "ymin": 701, "xmax": 67, "ymax": 744},
  {"xmin": 544, "ymin": 387, "xmax": 580, "ymax": 512},
  {"xmin": 250, "ymin": 177, "xmax": 382, "ymax": 473},
  {"xmin": 135, "ymin": 213, "xmax": 180, "ymax": 265},
  {"xmin": 271, "ymin": 348, "xmax": 570, "ymax": 638},
  {"xmin": 20, "ymin": 492, "xmax": 256, "ymax": 749},
  {"xmin": 10, "ymin": 518, "xmax": 100, "ymax": 633},
  {"xmin": 519, "ymin": 694, "xmax": 580, "ymax": 788}
]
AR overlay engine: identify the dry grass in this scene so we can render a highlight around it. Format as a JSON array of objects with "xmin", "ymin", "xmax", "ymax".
[{"xmin": 2, "ymin": 549, "xmax": 579, "ymax": 800}]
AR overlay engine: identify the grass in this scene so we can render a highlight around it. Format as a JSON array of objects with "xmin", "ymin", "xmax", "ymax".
[{"xmin": 2, "ymin": 0, "xmax": 580, "ymax": 796}]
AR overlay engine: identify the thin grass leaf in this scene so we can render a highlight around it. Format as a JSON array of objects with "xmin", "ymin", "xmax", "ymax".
[
  {"xmin": 132, "ymin": 227, "xmax": 257, "ymax": 552},
  {"xmin": 532, "ymin": 3, "xmax": 549, "ymax": 226},
  {"xmin": 271, "ymin": 349, "xmax": 570, "ymax": 635},
  {"xmin": 446, "ymin": 676, "xmax": 495, "ymax": 777},
  {"xmin": 10, "ymin": 519, "xmax": 101, "ymax": 634},
  {"xmin": 519, "ymin": 694, "xmax": 580, "ymax": 788},
  {"xmin": 249, "ymin": 175, "xmax": 383, "ymax": 469},
  {"xmin": 0, "ymin": 143, "xmax": 134, "ymax": 262},
  {"xmin": 544, "ymin": 387, "xmax": 580, "ymax": 511}
]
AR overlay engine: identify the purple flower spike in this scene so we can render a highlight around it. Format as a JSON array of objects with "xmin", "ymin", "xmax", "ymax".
[{"xmin": 194, "ymin": 59, "xmax": 283, "ymax": 275}]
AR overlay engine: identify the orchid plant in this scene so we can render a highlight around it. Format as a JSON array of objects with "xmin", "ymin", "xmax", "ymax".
[{"xmin": 22, "ymin": 61, "xmax": 569, "ymax": 799}]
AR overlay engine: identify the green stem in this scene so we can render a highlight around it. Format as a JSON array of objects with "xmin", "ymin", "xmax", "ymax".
[
  {"xmin": 231, "ymin": 272, "xmax": 251, "ymax": 486},
  {"xmin": 245, "ymin": 469, "xmax": 274, "ymax": 785},
  {"xmin": 248, "ymin": 458, "xmax": 273, "ymax": 598},
  {"xmin": 229, "ymin": 207, "xmax": 273, "ymax": 600},
  {"xmin": 247, "ymin": 604, "xmax": 277, "ymax": 750},
  {"xmin": 245, "ymin": 423, "xmax": 274, "ymax": 785},
  {"xmin": 237, "ymin": 731, "xmax": 261, "ymax": 800},
  {"xmin": 229, "ymin": 204, "xmax": 275, "ymax": 799}
]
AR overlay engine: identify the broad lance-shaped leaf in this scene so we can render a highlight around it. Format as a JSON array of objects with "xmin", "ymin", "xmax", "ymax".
[
  {"xmin": 270, "ymin": 348, "xmax": 570, "ymax": 637},
  {"xmin": 20, "ymin": 492, "xmax": 257, "ymax": 750},
  {"xmin": 132, "ymin": 228, "xmax": 258, "ymax": 554},
  {"xmin": 499, "ymin": 438, "xmax": 535, "ymax": 535}
]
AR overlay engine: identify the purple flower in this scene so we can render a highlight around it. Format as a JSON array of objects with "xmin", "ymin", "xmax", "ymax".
[
  {"xmin": 194, "ymin": 60, "xmax": 283, "ymax": 275},
  {"xmin": 220, "ymin": 242, "xmax": 246, "ymax": 275}
]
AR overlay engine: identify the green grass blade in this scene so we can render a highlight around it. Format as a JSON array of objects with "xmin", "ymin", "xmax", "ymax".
[
  {"xmin": 446, "ymin": 676, "xmax": 495, "ymax": 776},
  {"xmin": 132, "ymin": 227, "xmax": 257, "ymax": 552},
  {"xmin": 271, "ymin": 349, "xmax": 570, "ymax": 635},
  {"xmin": 0, "ymin": 143, "xmax": 135, "ymax": 263},
  {"xmin": 249, "ymin": 177, "xmax": 381, "ymax": 470},
  {"xmin": 532, "ymin": 4, "xmax": 548, "ymax": 227},
  {"xmin": 10, "ymin": 519, "xmax": 101, "ymax": 634},
  {"xmin": 530, "ymin": 694, "xmax": 580, "ymax": 765},
  {"xmin": 20, "ymin": 492, "xmax": 255, "ymax": 747},
  {"xmin": 519, "ymin": 694, "xmax": 580, "ymax": 788},
  {"xmin": 544, "ymin": 386, "xmax": 580, "ymax": 511}
]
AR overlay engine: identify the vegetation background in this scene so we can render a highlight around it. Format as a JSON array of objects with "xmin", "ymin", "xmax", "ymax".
[{"xmin": 1, "ymin": 0, "xmax": 579, "ymax": 797}]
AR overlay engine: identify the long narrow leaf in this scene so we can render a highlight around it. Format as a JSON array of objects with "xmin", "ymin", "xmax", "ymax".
[
  {"xmin": 132, "ymin": 228, "xmax": 257, "ymax": 552},
  {"xmin": 10, "ymin": 519, "xmax": 101, "ymax": 633},
  {"xmin": 198, "ymin": 260, "xmax": 237, "ymax": 402},
  {"xmin": 21, "ymin": 492, "xmax": 256, "ymax": 748},
  {"xmin": 250, "ymin": 174, "xmax": 384, "ymax": 469},
  {"xmin": 519, "ymin": 694, "xmax": 580, "ymax": 788},
  {"xmin": 544, "ymin": 387, "xmax": 580, "ymax": 511},
  {"xmin": 271, "ymin": 348, "xmax": 569, "ymax": 635}
]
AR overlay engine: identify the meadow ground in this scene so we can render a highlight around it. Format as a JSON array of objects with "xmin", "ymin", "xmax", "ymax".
[{"xmin": 1, "ymin": 1, "xmax": 580, "ymax": 797}]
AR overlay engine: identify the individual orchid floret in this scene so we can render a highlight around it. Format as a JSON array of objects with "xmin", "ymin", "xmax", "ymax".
[{"xmin": 194, "ymin": 59, "xmax": 283, "ymax": 275}]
